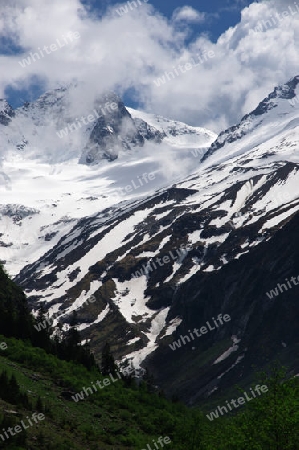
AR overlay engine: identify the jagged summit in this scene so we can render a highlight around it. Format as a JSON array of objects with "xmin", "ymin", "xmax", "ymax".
[
  {"xmin": 245, "ymin": 75, "xmax": 299, "ymax": 117},
  {"xmin": 79, "ymin": 93, "xmax": 165, "ymax": 164},
  {"xmin": 203, "ymin": 75, "xmax": 299, "ymax": 162},
  {"xmin": 0, "ymin": 84, "xmax": 214, "ymax": 165}
]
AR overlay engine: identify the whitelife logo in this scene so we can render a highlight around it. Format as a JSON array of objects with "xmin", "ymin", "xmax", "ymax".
[
  {"xmin": 254, "ymin": 2, "xmax": 299, "ymax": 33},
  {"xmin": 71, "ymin": 366, "xmax": 136, "ymax": 402},
  {"xmin": 113, "ymin": 172, "xmax": 156, "ymax": 197},
  {"xmin": 0, "ymin": 342, "xmax": 7, "ymax": 351},
  {"xmin": 18, "ymin": 32, "xmax": 80, "ymax": 68},
  {"xmin": 0, "ymin": 413, "xmax": 45, "ymax": 443},
  {"xmin": 289, "ymin": 95, "xmax": 299, "ymax": 107},
  {"xmin": 153, "ymin": 50, "xmax": 215, "ymax": 87},
  {"xmin": 132, "ymin": 245, "xmax": 191, "ymax": 279},
  {"xmin": 115, "ymin": 0, "xmax": 149, "ymax": 16},
  {"xmin": 266, "ymin": 274, "xmax": 299, "ymax": 299},
  {"xmin": 140, "ymin": 436, "xmax": 171, "ymax": 450},
  {"xmin": 206, "ymin": 384, "xmax": 269, "ymax": 421},
  {"xmin": 169, "ymin": 313, "xmax": 231, "ymax": 351},
  {"xmin": 56, "ymin": 102, "xmax": 118, "ymax": 138}
]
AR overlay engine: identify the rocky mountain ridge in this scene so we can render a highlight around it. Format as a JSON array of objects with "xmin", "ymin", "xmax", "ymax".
[{"xmin": 3, "ymin": 76, "xmax": 299, "ymax": 403}]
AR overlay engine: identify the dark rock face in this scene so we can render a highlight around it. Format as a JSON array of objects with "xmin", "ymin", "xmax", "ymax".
[
  {"xmin": 0, "ymin": 100, "xmax": 15, "ymax": 126},
  {"xmin": 79, "ymin": 93, "xmax": 164, "ymax": 164},
  {"xmin": 133, "ymin": 118, "xmax": 165, "ymax": 142},
  {"xmin": 147, "ymin": 211, "xmax": 299, "ymax": 404},
  {"xmin": 0, "ymin": 205, "xmax": 39, "ymax": 219}
]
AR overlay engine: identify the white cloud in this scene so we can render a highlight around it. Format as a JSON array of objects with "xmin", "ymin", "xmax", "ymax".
[
  {"xmin": 0, "ymin": 0, "xmax": 298, "ymax": 134},
  {"xmin": 172, "ymin": 6, "xmax": 206, "ymax": 23}
]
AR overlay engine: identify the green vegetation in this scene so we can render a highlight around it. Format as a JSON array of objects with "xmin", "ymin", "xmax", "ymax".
[
  {"xmin": 0, "ymin": 265, "xmax": 96, "ymax": 370},
  {"xmin": 0, "ymin": 265, "xmax": 299, "ymax": 449}
]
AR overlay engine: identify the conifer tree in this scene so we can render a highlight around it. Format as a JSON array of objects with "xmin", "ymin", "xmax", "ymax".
[{"xmin": 101, "ymin": 342, "xmax": 116, "ymax": 375}]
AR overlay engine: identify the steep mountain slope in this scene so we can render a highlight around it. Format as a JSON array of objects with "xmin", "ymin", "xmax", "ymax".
[
  {"xmin": 0, "ymin": 86, "xmax": 216, "ymax": 276},
  {"xmin": 147, "ymin": 211, "xmax": 299, "ymax": 404},
  {"xmin": 1, "ymin": 236, "xmax": 299, "ymax": 450},
  {"xmin": 0, "ymin": 266, "xmax": 191, "ymax": 449},
  {"xmin": 13, "ymin": 76, "xmax": 299, "ymax": 403}
]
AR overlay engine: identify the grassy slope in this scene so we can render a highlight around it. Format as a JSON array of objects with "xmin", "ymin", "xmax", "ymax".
[{"xmin": 0, "ymin": 334, "xmax": 188, "ymax": 450}]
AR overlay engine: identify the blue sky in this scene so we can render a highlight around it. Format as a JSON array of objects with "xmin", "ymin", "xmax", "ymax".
[
  {"xmin": 6, "ymin": 0, "xmax": 256, "ymax": 109},
  {"xmin": 150, "ymin": 0, "xmax": 252, "ymax": 40},
  {"xmin": 1, "ymin": 0, "xmax": 298, "ymax": 132},
  {"xmin": 84, "ymin": 0, "xmax": 256, "ymax": 42}
]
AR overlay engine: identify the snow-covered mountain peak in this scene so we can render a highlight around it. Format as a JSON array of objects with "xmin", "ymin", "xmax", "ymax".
[
  {"xmin": 1, "ymin": 84, "xmax": 216, "ymax": 166},
  {"xmin": 0, "ymin": 87, "xmax": 217, "ymax": 274},
  {"xmin": 203, "ymin": 76, "xmax": 299, "ymax": 166},
  {"xmin": 243, "ymin": 75, "xmax": 299, "ymax": 119},
  {"xmin": 127, "ymin": 107, "xmax": 217, "ymax": 150}
]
